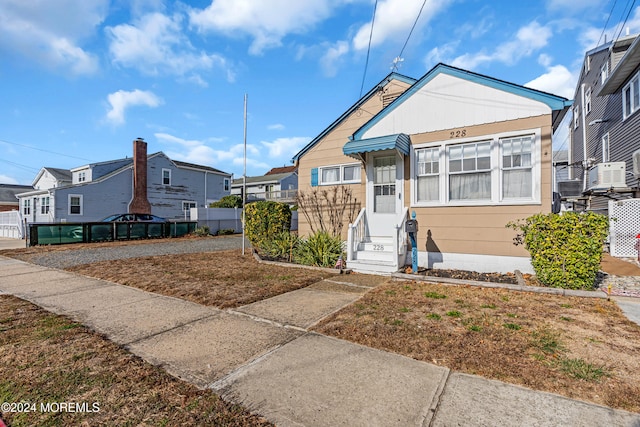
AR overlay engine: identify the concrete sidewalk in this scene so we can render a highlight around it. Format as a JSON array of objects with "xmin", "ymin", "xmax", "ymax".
[{"xmin": 1, "ymin": 255, "xmax": 639, "ymax": 426}]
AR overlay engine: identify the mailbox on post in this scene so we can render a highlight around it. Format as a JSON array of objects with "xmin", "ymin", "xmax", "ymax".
[{"xmin": 405, "ymin": 219, "xmax": 418, "ymax": 233}]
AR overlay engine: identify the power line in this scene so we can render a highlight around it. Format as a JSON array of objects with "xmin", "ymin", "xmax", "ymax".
[
  {"xmin": 614, "ymin": 0, "xmax": 637, "ymax": 41},
  {"xmin": 596, "ymin": 0, "xmax": 618, "ymax": 46},
  {"xmin": 0, "ymin": 138, "xmax": 93, "ymax": 162},
  {"xmin": 393, "ymin": 0, "xmax": 428, "ymax": 72},
  {"xmin": 359, "ymin": 0, "xmax": 378, "ymax": 98}
]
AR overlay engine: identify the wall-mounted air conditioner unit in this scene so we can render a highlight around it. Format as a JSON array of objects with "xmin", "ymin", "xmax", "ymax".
[
  {"xmin": 557, "ymin": 180, "xmax": 582, "ymax": 198},
  {"xmin": 587, "ymin": 162, "xmax": 626, "ymax": 190}
]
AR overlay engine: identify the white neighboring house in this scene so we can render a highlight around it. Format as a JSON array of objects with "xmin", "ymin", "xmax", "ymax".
[{"xmin": 231, "ymin": 166, "xmax": 298, "ymax": 204}]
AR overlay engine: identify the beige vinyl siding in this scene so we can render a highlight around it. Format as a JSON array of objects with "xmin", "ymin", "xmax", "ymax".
[
  {"xmin": 297, "ymin": 78, "xmax": 412, "ymax": 238},
  {"xmin": 405, "ymin": 115, "xmax": 553, "ymax": 258}
]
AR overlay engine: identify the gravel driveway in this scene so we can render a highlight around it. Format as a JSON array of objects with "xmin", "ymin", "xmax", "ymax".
[{"xmin": 17, "ymin": 236, "xmax": 244, "ymax": 269}]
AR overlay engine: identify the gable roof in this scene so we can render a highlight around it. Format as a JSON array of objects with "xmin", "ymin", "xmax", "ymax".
[
  {"xmin": 0, "ymin": 184, "xmax": 33, "ymax": 203},
  {"xmin": 266, "ymin": 165, "xmax": 296, "ymax": 175},
  {"xmin": 291, "ymin": 72, "xmax": 416, "ymax": 163},
  {"xmin": 351, "ymin": 63, "xmax": 572, "ymax": 141},
  {"xmin": 44, "ymin": 167, "xmax": 72, "ymax": 182},
  {"xmin": 173, "ymin": 160, "xmax": 230, "ymax": 176}
]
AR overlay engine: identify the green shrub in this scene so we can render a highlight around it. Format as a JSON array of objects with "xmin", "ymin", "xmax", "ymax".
[
  {"xmin": 261, "ymin": 231, "xmax": 299, "ymax": 261},
  {"xmin": 244, "ymin": 201, "xmax": 291, "ymax": 249},
  {"xmin": 192, "ymin": 226, "xmax": 210, "ymax": 237},
  {"xmin": 210, "ymin": 195, "xmax": 243, "ymax": 208},
  {"xmin": 295, "ymin": 231, "xmax": 343, "ymax": 267},
  {"xmin": 216, "ymin": 228, "xmax": 235, "ymax": 235},
  {"xmin": 507, "ymin": 212, "xmax": 609, "ymax": 290}
]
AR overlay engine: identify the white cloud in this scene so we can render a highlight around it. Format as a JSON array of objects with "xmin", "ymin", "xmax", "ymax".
[
  {"xmin": 107, "ymin": 12, "xmax": 234, "ymax": 82},
  {"xmin": 189, "ymin": 0, "xmax": 335, "ymax": 55},
  {"xmin": 268, "ymin": 124, "xmax": 285, "ymax": 131},
  {"xmin": 320, "ymin": 40, "xmax": 350, "ymax": 77},
  {"xmin": 424, "ymin": 42, "xmax": 458, "ymax": 68},
  {"xmin": 352, "ymin": 0, "xmax": 453, "ymax": 51},
  {"xmin": 0, "ymin": 174, "xmax": 19, "ymax": 185},
  {"xmin": 452, "ymin": 21, "xmax": 552, "ymax": 70},
  {"xmin": 525, "ymin": 64, "xmax": 575, "ymax": 99},
  {"xmin": 155, "ymin": 132, "xmax": 268, "ymax": 171},
  {"xmin": 261, "ymin": 137, "xmax": 310, "ymax": 158},
  {"xmin": 0, "ymin": 0, "xmax": 105, "ymax": 75},
  {"xmin": 106, "ymin": 89, "xmax": 163, "ymax": 126}
]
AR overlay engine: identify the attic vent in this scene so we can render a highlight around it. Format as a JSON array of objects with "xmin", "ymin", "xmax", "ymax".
[{"xmin": 382, "ymin": 92, "xmax": 402, "ymax": 107}]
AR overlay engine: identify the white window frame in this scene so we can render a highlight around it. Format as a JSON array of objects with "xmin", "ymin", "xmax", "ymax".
[
  {"xmin": 224, "ymin": 178, "xmax": 230, "ymax": 192},
  {"xmin": 623, "ymin": 71, "xmax": 640, "ymax": 120},
  {"xmin": 182, "ymin": 201, "xmax": 197, "ymax": 211},
  {"xmin": 68, "ymin": 194, "xmax": 83, "ymax": 215},
  {"xmin": 585, "ymin": 87, "xmax": 591, "ymax": 114},
  {"xmin": 602, "ymin": 133, "xmax": 610, "ymax": 162},
  {"xmin": 41, "ymin": 196, "xmax": 50, "ymax": 214},
  {"xmin": 415, "ymin": 147, "xmax": 440, "ymax": 204},
  {"xmin": 318, "ymin": 163, "xmax": 361, "ymax": 185},
  {"xmin": 78, "ymin": 171, "xmax": 86, "ymax": 183},
  {"xmin": 601, "ymin": 61, "xmax": 609, "ymax": 84},
  {"xmin": 162, "ymin": 168, "xmax": 171, "ymax": 186},
  {"xmin": 23, "ymin": 199, "xmax": 31, "ymax": 215},
  {"xmin": 501, "ymin": 135, "xmax": 534, "ymax": 200},
  {"xmin": 411, "ymin": 129, "xmax": 540, "ymax": 207},
  {"xmin": 573, "ymin": 105, "xmax": 580, "ymax": 129}
]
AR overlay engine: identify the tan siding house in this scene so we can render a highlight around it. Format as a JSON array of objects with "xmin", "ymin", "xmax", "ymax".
[{"xmin": 292, "ymin": 64, "xmax": 571, "ymax": 274}]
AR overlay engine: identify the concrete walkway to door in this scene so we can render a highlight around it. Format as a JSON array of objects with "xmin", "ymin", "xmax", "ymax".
[{"xmin": 1, "ymin": 251, "xmax": 639, "ymax": 426}]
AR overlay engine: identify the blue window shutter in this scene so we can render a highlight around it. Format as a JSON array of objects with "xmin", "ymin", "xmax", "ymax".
[{"xmin": 311, "ymin": 168, "xmax": 318, "ymax": 187}]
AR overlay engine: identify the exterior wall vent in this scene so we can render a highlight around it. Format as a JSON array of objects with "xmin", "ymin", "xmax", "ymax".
[{"xmin": 587, "ymin": 162, "xmax": 626, "ymax": 190}]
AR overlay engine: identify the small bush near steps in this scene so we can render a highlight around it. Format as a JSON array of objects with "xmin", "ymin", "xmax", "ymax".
[{"xmin": 507, "ymin": 212, "xmax": 609, "ymax": 290}]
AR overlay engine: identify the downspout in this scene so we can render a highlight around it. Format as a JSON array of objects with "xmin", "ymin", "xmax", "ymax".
[
  {"xmin": 204, "ymin": 171, "xmax": 208, "ymax": 208},
  {"xmin": 581, "ymin": 84, "xmax": 588, "ymax": 192}
]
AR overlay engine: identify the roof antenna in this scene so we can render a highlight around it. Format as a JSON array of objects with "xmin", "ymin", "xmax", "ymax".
[{"xmin": 391, "ymin": 56, "xmax": 404, "ymax": 72}]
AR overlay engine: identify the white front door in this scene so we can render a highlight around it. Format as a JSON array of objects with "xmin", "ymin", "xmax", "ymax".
[{"xmin": 366, "ymin": 151, "xmax": 404, "ymax": 236}]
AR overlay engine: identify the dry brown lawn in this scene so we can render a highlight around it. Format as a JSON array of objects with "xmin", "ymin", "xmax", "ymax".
[
  {"xmin": 0, "ymin": 295, "xmax": 271, "ymax": 427},
  {"xmin": 4, "ymin": 240, "xmax": 640, "ymax": 414},
  {"xmin": 66, "ymin": 249, "xmax": 332, "ymax": 308},
  {"xmin": 313, "ymin": 280, "xmax": 640, "ymax": 413}
]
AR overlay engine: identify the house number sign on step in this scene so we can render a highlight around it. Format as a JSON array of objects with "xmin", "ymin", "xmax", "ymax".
[{"xmin": 373, "ymin": 244, "xmax": 385, "ymax": 251}]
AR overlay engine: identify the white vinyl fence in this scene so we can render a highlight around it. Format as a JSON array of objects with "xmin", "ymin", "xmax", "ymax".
[
  {"xmin": 0, "ymin": 210, "xmax": 24, "ymax": 239},
  {"xmin": 190, "ymin": 207, "xmax": 298, "ymax": 235},
  {"xmin": 609, "ymin": 198, "xmax": 640, "ymax": 257}
]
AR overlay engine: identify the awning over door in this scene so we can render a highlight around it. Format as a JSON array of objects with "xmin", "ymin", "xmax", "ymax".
[{"xmin": 343, "ymin": 133, "xmax": 410, "ymax": 159}]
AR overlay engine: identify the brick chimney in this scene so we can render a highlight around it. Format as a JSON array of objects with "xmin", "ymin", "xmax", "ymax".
[{"xmin": 129, "ymin": 138, "xmax": 151, "ymax": 214}]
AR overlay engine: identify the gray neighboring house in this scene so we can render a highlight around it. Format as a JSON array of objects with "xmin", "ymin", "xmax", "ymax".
[
  {"xmin": 16, "ymin": 138, "xmax": 232, "ymax": 223},
  {"xmin": 0, "ymin": 184, "xmax": 34, "ymax": 212},
  {"xmin": 569, "ymin": 34, "xmax": 640, "ymax": 212},
  {"xmin": 231, "ymin": 166, "xmax": 297, "ymax": 204}
]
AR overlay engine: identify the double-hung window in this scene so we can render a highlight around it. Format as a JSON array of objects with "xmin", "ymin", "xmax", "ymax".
[
  {"xmin": 448, "ymin": 141, "xmax": 491, "ymax": 201},
  {"xmin": 416, "ymin": 147, "xmax": 439, "ymax": 202},
  {"xmin": 585, "ymin": 87, "xmax": 591, "ymax": 114},
  {"xmin": 502, "ymin": 136, "xmax": 533, "ymax": 199},
  {"xmin": 23, "ymin": 199, "xmax": 31, "ymax": 215},
  {"xmin": 623, "ymin": 72, "xmax": 640, "ymax": 119},
  {"xmin": 162, "ymin": 168, "xmax": 171, "ymax": 185},
  {"xmin": 69, "ymin": 195, "xmax": 82, "ymax": 215},
  {"xmin": 41, "ymin": 196, "xmax": 50, "ymax": 214}
]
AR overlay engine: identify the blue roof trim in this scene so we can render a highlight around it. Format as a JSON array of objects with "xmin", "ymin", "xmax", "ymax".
[
  {"xmin": 291, "ymin": 72, "xmax": 416, "ymax": 163},
  {"xmin": 343, "ymin": 133, "xmax": 410, "ymax": 158},
  {"xmin": 352, "ymin": 63, "xmax": 572, "ymax": 141}
]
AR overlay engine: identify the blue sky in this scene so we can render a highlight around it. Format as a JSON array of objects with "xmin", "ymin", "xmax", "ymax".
[{"xmin": 1, "ymin": 0, "xmax": 640, "ymax": 185}]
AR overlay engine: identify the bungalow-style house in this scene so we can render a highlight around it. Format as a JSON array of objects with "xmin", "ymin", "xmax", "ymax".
[
  {"xmin": 292, "ymin": 63, "xmax": 571, "ymax": 274},
  {"xmin": 231, "ymin": 166, "xmax": 297, "ymax": 204},
  {"xmin": 16, "ymin": 138, "xmax": 232, "ymax": 223},
  {"xmin": 566, "ymin": 33, "xmax": 640, "ymax": 213},
  {"xmin": 0, "ymin": 184, "xmax": 33, "ymax": 212}
]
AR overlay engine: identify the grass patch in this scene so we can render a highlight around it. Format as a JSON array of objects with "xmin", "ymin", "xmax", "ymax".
[
  {"xmin": 426, "ymin": 313, "xmax": 442, "ymax": 320},
  {"xmin": 446, "ymin": 310, "xmax": 462, "ymax": 318},
  {"xmin": 480, "ymin": 304, "xmax": 496, "ymax": 309},
  {"xmin": 558, "ymin": 358, "xmax": 608, "ymax": 382},
  {"xmin": 424, "ymin": 291, "xmax": 447, "ymax": 299},
  {"xmin": 503, "ymin": 323, "xmax": 521, "ymax": 330}
]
